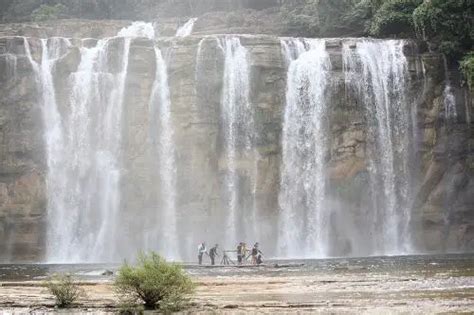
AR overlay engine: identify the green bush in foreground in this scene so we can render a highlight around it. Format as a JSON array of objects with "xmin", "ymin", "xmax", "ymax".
[
  {"xmin": 44, "ymin": 274, "xmax": 84, "ymax": 308},
  {"xmin": 114, "ymin": 252, "xmax": 194, "ymax": 311}
]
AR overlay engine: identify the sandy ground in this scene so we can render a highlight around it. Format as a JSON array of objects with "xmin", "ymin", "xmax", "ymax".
[{"xmin": 0, "ymin": 271, "xmax": 473, "ymax": 314}]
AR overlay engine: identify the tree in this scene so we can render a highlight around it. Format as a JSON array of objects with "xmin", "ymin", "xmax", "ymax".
[
  {"xmin": 461, "ymin": 53, "xmax": 474, "ymax": 91},
  {"xmin": 413, "ymin": 0, "xmax": 473, "ymax": 59}
]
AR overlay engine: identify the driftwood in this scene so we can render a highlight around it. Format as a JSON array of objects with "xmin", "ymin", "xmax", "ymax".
[{"xmin": 273, "ymin": 263, "xmax": 305, "ymax": 268}]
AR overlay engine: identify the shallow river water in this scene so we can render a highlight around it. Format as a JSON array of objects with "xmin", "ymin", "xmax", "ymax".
[{"xmin": 1, "ymin": 253, "xmax": 473, "ymax": 280}]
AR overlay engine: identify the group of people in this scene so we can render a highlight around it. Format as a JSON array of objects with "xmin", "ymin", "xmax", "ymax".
[
  {"xmin": 197, "ymin": 242, "xmax": 220, "ymax": 265},
  {"xmin": 237, "ymin": 242, "xmax": 263, "ymax": 265},
  {"xmin": 197, "ymin": 242, "xmax": 264, "ymax": 266}
]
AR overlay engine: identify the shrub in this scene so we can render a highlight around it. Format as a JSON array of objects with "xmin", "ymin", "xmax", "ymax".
[
  {"xmin": 114, "ymin": 252, "xmax": 194, "ymax": 311},
  {"xmin": 44, "ymin": 274, "xmax": 84, "ymax": 308},
  {"xmin": 31, "ymin": 3, "xmax": 65, "ymax": 22}
]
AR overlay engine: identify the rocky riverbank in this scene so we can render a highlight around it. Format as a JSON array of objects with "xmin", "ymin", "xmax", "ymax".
[
  {"xmin": 0, "ymin": 269, "xmax": 473, "ymax": 313},
  {"xmin": 1, "ymin": 255, "xmax": 473, "ymax": 313}
]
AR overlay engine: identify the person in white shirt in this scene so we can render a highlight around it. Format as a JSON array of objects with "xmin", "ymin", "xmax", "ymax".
[{"xmin": 197, "ymin": 242, "xmax": 208, "ymax": 265}]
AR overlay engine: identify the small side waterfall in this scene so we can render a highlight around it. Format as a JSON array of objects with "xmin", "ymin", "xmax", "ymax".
[
  {"xmin": 219, "ymin": 37, "xmax": 256, "ymax": 246},
  {"xmin": 176, "ymin": 18, "xmax": 198, "ymax": 37},
  {"xmin": 278, "ymin": 39, "xmax": 332, "ymax": 258},
  {"xmin": 147, "ymin": 46, "xmax": 178, "ymax": 259},
  {"xmin": 343, "ymin": 40, "xmax": 412, "ymax": 254}
]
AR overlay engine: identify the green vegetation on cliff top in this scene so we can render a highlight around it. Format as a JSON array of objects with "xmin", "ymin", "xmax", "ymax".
[{"xmin": 0, "ymin": 0, "xmax": 472, "ymax": 85}]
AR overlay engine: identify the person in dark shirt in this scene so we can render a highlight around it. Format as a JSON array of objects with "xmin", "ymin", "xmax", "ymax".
[{"xmin": 209, "ymin": 244, "xmax": 220, "ymax": 265}]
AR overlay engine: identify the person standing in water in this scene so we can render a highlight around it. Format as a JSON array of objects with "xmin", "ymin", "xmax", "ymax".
[
  {"xmin": 197, "ymin": 242, "xmax": 208, "ymax": 265},
  {"xmin": 209, "ymin": 244, "xmax": 220, "ymax": 265}
]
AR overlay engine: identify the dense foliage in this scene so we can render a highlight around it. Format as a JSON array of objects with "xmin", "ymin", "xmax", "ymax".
[
  {"xmin": 369, "ymin": 0, "xmax": 422, "ymax": 37},
  {"xmin": 114, "ymin": 252, "xmax": 194, "ymax": 311},
  {"xmin": 44, "ymin": 274, "xmax": 84, "ymax": 308},
  {"xmin": 413, "ymin": 0, "xmax": 473, "ymax": 59},
  {"xmin": 0, "ymin": 0, "xmax": 283, "ymax": 22},
  {"xmin": 31, "ymin": 4, "xmax": 66, "ymax": 21}
]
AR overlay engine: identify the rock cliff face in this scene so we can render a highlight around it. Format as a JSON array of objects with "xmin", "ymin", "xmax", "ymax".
[
  {"xmin": 0, "ymin": 20, "xmax": 472, "ymax": 262},
  {"xmin": 0, "ymin": 37, "xmax": 46, "ymax": 260}
]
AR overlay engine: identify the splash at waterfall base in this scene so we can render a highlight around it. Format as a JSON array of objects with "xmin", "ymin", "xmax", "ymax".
[{"xmin": 0, "ymin": 255, "xmax": 473, "ymax": 313}]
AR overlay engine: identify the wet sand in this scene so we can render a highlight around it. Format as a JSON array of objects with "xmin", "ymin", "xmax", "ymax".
[{"xmin": 1, "ymin": 255, "xmax": 473, "ymax": 313}]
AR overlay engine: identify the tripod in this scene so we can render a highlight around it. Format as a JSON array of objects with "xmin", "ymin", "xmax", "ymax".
[{"xmin": 221, "ymin": 250, "xmax": 236, "ymax": 265}]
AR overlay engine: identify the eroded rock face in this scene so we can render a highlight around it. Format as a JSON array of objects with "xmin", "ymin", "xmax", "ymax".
[
  {"xmin": 0, "ymin": 37, "xmax": 46, "ymax": 261},
  {"xmin": 0, "ymin": 22, "xmax": 472, "ymax": 261}
]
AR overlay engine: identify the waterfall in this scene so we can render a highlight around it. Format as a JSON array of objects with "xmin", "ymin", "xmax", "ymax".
[
  {"xmin": 46, "ymin": 37, "xmax": 130, "ymax": 262},
  {"xmin": 26, "ymin": 22, "xmax": 158, "ymax": 262},
  {"xmin": 147, "ymin": 45, "xmax": 178, "ymax": 259},
  {"xmin": 176, "ymin": 18, "xmax": 198, "ymax": 37},
  {"xmin": 343, "ymin": 40, "xmax": 412, "ymax": 254},
  {"xmin": 219, "ymin": 36, "xmax": 257, "ymax": 246},
  {"xmin": 278, "ymin": 39, "xmax": 332, "ymax": 258}
]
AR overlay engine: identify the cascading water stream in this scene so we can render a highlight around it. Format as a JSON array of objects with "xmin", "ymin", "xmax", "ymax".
[
  {"xmin": 219, "ymin": 37, "xmax": 258, "ymax": 246},
  {"xmin": 147, "ymin": 45, "xmax": 179, "ymax": 259},
  {"xmin": 176, "ymin": 18, "xmax": 198, "ymax": 37},
  {"xmin": 343, "ymin": 40, "xmax": 412, "ymax": 254},
  {"xmin": 48, "ymin": 36, "xmax": 131, "ymax": 262},
  {"xmin": 278, "ymin": 38, "xmax": 332, "ymax": 258},
  {"xmin": 25, "ymin": 22, "xmax": 158, "ymax": 262}
]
